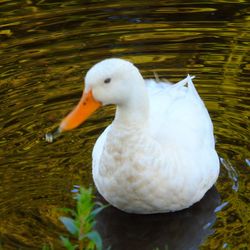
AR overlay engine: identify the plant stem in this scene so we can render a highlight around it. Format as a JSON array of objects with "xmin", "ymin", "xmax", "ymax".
[{"xmin": 79, "ymin": 240, "xmax": 83, "ymax": 250}]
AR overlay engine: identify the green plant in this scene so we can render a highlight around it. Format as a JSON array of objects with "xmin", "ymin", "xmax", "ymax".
[
  {"xmin": 42, "ymin": 243, "xmax": 54, "ymax": 250},
  {"xmin": 60, "ymin": 187, "xmax": 106, "ymax": 250}
]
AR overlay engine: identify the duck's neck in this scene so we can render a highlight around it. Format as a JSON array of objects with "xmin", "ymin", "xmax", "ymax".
[{"xmin": 113, "ymin": 84, "xmax": 149, "ymax": 130}]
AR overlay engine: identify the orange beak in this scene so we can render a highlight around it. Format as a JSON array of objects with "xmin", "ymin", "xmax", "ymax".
[{"xmin": 59, "ymin": 90, "xmax": 101, "ymax": 132}]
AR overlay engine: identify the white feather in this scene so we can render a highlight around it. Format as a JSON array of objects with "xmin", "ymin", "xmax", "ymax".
[{"xmin": 86, "ymin": 59, "xmax": 220, "ymax": 214}]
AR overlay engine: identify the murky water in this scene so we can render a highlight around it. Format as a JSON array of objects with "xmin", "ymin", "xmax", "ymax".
[{"xmin": 0, "ymin": 0, "xmax": 249, "ymax": 249}]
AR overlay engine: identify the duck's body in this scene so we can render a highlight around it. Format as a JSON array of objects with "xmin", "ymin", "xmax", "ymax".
[
  {"xmin": 92, "ymin": 75, "xmax": 219, "ymax": 214},
  {"xmin": 58, "ymin": 58, "xmax": 220, "ymax": 214}
]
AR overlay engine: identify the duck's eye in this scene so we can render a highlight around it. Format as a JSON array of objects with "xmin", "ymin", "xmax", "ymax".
[{"xmin": 104, "ymin": 78, "xmax": 111, "ymax": 84}]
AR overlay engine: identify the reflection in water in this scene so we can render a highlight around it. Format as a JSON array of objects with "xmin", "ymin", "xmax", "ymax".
[
  {"xmin": 220, "ymin": 157, "xmax": 239, "ymax": 192},
  {"xmin": 0, "ymin": 0, "xmax": 249, "ymax": 249},
  {"xmin": 96, "ymin": 187, "xmax": 220, "ymax": 250}
]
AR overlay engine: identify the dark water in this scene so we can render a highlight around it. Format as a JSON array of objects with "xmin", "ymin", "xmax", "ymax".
[{"xmin": 0, "ymin": 0, "xmax": 249, "ymax": 249}]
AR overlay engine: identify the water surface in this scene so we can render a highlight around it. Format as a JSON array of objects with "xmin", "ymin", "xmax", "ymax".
[{"xmin": 0, "ymin": 1, "xmax": 249, "ymax": 249}]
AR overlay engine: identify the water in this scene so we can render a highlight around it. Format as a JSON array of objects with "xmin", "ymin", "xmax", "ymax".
[{"xmin": 0, "ymin": 0, "xmax": 249, "ymax": 249}]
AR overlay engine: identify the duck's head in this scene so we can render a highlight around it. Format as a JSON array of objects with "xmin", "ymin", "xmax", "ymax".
[{"xmin": 59, "ymin": 58, "xmax": 144, "ymax": 132}]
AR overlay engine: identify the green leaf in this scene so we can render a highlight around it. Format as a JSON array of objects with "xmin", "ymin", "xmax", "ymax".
[
  {"xmin": 59, "ymin": 217, "xmax": 78, "ymax": 235},
  {"xmin": 85, "ymin": 231, "xmax": 103, "ymax": 250},
  {"xmin": 59, "ymin": 208, "xmax": 76, "ymax": 217},
  {"xmin": 42, "ymin": 244, "xmax": 52, "ymax": 250},
  {"xmin": 95, "ymin": 201, "xmax": 105, "ymax": 207},
  {"xmin": 60, "ymin": 236, "xmax": 77, "ymax": 250},
  {"xmin": 90, "ymin": 206, "xmax": 105, "ymax": 218}
]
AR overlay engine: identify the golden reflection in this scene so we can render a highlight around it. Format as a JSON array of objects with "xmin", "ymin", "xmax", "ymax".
[{"xmin": 0, "ymin": 0, "xmax": 249, "ymax": 249}]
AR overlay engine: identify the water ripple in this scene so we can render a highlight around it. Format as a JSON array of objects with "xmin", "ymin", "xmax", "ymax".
[{"xmin": 0, "ymin": 1, "xmax": 249, "ymax": 249}]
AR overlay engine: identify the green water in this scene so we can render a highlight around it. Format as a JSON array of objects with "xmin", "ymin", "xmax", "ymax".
[{"xmin": 0, "ymin": 1, "xmax": 249, "ymax": 249}]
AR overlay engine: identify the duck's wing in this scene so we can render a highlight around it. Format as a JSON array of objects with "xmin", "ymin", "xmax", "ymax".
[{"xmin": 145, "ymin": 75, "xmax": 215, "ymax": 150}]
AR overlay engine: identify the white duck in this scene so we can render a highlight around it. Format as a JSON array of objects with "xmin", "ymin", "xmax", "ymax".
[{"xmin": 56, "ymin": 58, "xmax": 220, "ymax": 214}]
